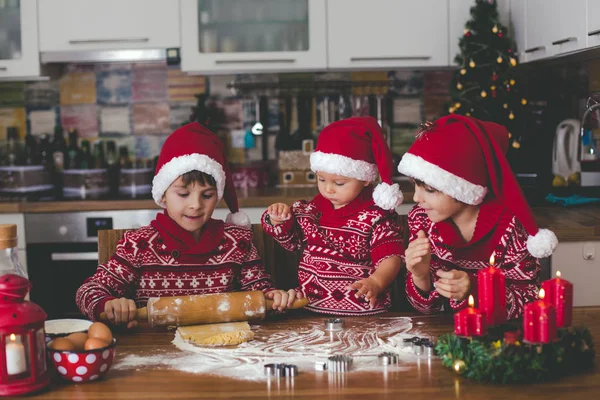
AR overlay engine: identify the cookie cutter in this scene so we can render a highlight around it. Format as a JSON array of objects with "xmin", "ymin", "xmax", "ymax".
[
  {"xmin": 264, "ymin": 363, "xmax": 285, "ymax": 377},
  {"xmin": 324, "ymin": 318, "xmax": 345, "ymax": 331},
  {"xmin": 412, "ymin": 338, "xmax": 423, "ymax": 356},
  {"xmin": 378, "ymin": 352, "xmax": 400, "ymax": 366},
  {"xmin": 327, "ymin": 355, "xmax": 353, "ymax": 373},
  {"xmin": 423, "ymin": 341, "xmax": 436, "ymax": 357},
  {"xmin": 283, "ymin": 364, "xmax": 298, "ymax": 377}
]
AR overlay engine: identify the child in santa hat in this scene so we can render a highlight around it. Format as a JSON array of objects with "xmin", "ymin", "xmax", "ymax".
[
  {"xmin": 76, "ymin": 122, "xmax": 297, "ymax": 327},
  {"xmin": 262, "ymin": 117, "xmax": 405, "ymax": 316},
  {"xmin": 398, "ymin": 115, "xmax": 558, "ymax": 319}
]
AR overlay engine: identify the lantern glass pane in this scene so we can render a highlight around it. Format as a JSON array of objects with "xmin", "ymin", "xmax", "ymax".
[{"xmin": 4, "ymin": 333, "xmax": 31, "ymax": 381}]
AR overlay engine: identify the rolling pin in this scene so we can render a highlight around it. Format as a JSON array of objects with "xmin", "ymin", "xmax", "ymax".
[{"xmin": 99, "ymin": 291, "xmax": 308, "ymax": 327}]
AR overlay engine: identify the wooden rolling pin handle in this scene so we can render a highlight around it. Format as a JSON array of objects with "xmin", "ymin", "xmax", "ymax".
[
  {"xmin": 265, "ymin": 296, "xmax": 309, "ymax": 311},
  {"xmin": 99, "ymin": 307, "xmax": 148, "ymax": 322}
]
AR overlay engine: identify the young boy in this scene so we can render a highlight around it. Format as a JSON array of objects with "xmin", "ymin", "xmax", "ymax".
[
  {"xmin": 398, "ymin": 115, "xmax": 558, "ymax": 319},
  {"xmin": 263, "ymin": 117, "xmax": 404, "ymax": 315},
  {"xmin": 76, "ymin": 122, "xmax": 296, "ymax": 327}
]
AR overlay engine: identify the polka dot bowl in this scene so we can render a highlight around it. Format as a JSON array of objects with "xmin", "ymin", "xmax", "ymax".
[{"xmin": 47, "ymin": 338, "xmax": 117, "ymax": 383}]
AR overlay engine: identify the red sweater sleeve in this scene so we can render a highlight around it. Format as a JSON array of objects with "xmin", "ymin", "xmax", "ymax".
[{"xmin": 261, "ymin": 202, "xmax": 306, "ymax": 252}]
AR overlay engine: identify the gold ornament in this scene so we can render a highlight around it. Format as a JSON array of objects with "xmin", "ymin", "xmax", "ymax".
[
  {"xmin": 456, "ymin": 82, "xmax": 463, "ymax": 90},
  {"xmin": 508, "ymin": 132, "xmax": 512, "ymax": 138},
  {"xmin": 466, "ymin": 112, "xmax": 471, "ymax": 116},
  {"xmin": 496, "ymin": 56, "xmax": 503, "ymax": 64},
  {"xmin": 469, "ymin": 60, "xmax": 476, "ymax": 68},
  {"xmin": 492, "ymin": 25, "xmax": 499, "ymax": 33},
  {"xmin": 510, "ymin": 57, "xmax": 517, "ymax": 66},
  {"xmin": 490, "ymin": 85, "xmax": 496, "ymax": 91},
  {"xmin": 464, "ymin": 29, "xmax": 470, "ymax": 35},
  {"xmin": 455, "ymin": 102, "xmax": 461, "ymax": 109},
  {"xmin": 449, "ymin": 107, "xmax": 456, "ymax": 114},
  {"xmin": 512, "ymin": 140, "xmax": 521, "ymax": 149},
  {"xmin": 510, "ymin": 79, "xmax": 516, "ymax": 85},
  {"xmin": 453, "ymin": 360, "xmax": 466, "ymax": 374},
  {"xmin": 460, "ymin": 69, "xmax": 467, "ymax": 75},
  {"xmin": 503, "ymin": 103, "xmax": 508, "ymax": 109},
  {"xmin": 481, "ymin": 90, "xmax": 487, "ymax": 98},
  {"xmin": 521, "ymin": 98, "xmax": 527, "ymax": 105},
  {"xmin": 509, "ymin": 111, "xmax": 515, "ymax": 120}
]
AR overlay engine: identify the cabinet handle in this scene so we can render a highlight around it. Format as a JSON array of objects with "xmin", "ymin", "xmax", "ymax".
[
  {"xmin": 588, "ymin": 29, "xmax": 600, "ymax": 37},
  {"xmin": 68, "ymin": 38, "xmax": 150, "ymax": 45},
  {"xmin": 51, "ymin": 252, "xmax": 98, "ymax": 261},
  {"xmin": 215, "ymin": 59, "xmax": 296, "ymax": 64},
  {"xmin": 0, "ymin": 66, "xmax": 7, "ymax": 71},
  {"xmin": 350, "ymin": 56, "xmax": 431, "ymax": 62},
  {"xmin": 551, "ymin": 37, "xmax": 577, "ymax": 46},
  {"xmin": 524, "ymin": 46, "xmax": 546, "ymax": 53}
]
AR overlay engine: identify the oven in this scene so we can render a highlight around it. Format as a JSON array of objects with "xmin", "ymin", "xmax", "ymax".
[{"xmin": 25, "ymin": 210, "xmax": 157, "ymax": 319}]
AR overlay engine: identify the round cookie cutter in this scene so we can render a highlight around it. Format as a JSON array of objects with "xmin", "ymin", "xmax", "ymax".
[{"xmin": 324, "ymin": 318, "xmax": 345, "ymax": 331}]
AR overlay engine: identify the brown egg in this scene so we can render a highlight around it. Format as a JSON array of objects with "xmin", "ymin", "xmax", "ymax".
[
  {"xmin": 66, "ymin": 332, "xmax": 88, "ymax": 351},
  {"xmin": 49, "ymin": 337, "xmax": 76, "ymax": 351},
  {"xmin": 84, "ymin": 337, "xmax": 109, "ymax": 351},
  {"xmin": 87, "ymin": 322, "xmax": 113, "ymax": 343}
]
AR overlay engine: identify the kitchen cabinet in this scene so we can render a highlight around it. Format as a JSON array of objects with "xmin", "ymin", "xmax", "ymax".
[
  {"xmin": 549, "ymin": 0, "xmax": 587, "ymax": 56},
  {"xmin": 523, "ymin": 0, "xmax": 553, "ymax": 62},
  {"xmin": 38, "ymin": 0, "xmax": 180, "ymax": 52},
  {"xmin": 509, "ymin": 0, "xmax": 527, "ymax": 63},
  {"xmin": 0, "ymin": 0, "xmax": 40, "ymax": 80},
  {"xmin": 449, "ymin": 0, "xmax": 473, "ymax": 66},
  {"xmin": 180, "ymin": 0, "xmax": 327, "ymax": 74},
  {"xmin": 588, "ymin": 0, "xmax": 600, "ymax": 48},
  {"xmin": 552, "ymin": 241, "xmax": 599, "ymax": 306},
  {"xmin": 327, "ymin": 0, "xmax": 449, "ymax": 69}
]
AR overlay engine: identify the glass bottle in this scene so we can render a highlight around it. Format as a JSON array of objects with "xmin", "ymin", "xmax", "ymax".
[
  {"xmin": 23, "ymin": 133, "xmax": 38, "ymax": 166},
  {"xmin": 66, "ymin": 128, "xmax": 79, "ymax": 169},
  {"xmin": 5, "ymin": 126, "xmax": 20, "ymax": 166},
  {"xmin": 0, "ymin": 224, "xmax": 27, "ymax": 278},
  {"xmin": 79, "ymin": 140, "xmax": 92, "ymax": 170}
]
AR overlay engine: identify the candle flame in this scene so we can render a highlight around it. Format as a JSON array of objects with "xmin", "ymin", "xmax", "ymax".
[
  {"xmin": 539, "ymin": 288, "xmax": 545, "ymax": 300},
  {"xmin": 468, "ymin": 295, "xmax": 475, "ymax": 308},
  {"xmin": 9, "ymin": 334, "xmax": 16, "ymax": 341},
  {"xmin": 556, "ymin": 271, "xmax": 561, "ymax": 278},
  {"xmin": 489, "ymin": 253, "xmax": 495, "ymax": 265}
]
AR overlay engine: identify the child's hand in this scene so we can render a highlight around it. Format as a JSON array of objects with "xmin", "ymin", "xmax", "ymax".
[
  {"xmin": 348, "ymin": 278, "xmax": 383, "ymax": 306},
  {"xmin": 104, "ymin": 298, "xmax": 138, "ymax": 329},
  {"xmin": 405, "ymin": 230, "xmax": 431, "ymax": 279},
  {"xmin": 434, "ymin": 269, "xmax": 471, "ymax": 301},
  {"xmin": 267, "ymin": 203, "xmax": 291, "ymax": 225},
  {"xmin": 265, "ymin": 289, "xmax": 298, "ymax": 311}
]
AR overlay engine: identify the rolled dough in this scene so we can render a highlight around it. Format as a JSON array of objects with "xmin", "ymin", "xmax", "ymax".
[{"xmin": 176, "ymin": 322, "xmax": 255, "ymax": 346}]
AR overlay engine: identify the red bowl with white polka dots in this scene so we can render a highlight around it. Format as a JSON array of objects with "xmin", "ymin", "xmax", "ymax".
[{"xmin": 47, "ymin": 338, "xmax": 117, "ymax": 383}]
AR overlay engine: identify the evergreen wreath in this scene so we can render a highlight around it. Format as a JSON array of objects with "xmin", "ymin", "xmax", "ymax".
[{"xmin": 435, "ymin": 325, "xmax": 594, "ymax": 384}]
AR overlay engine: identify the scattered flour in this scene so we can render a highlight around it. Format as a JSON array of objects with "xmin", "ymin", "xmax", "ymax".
[
  {"xmin": 114, "ymin": 317, "xmax": 428, "ymax": 380},
  {"xmin": 217, "ymin": 301, "xmax": 231, "ymax": 312}
]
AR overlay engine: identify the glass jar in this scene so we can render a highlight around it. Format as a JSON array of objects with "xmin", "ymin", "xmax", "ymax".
[{"xmin": 0, "ymin": 224, "xmax": 27, "ymax": 278}]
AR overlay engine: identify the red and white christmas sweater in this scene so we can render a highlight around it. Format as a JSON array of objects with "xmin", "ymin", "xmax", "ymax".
[
  {"xmin": 76, "ymin": 212, "xmax": 275, "ymax": 320},
  {"xmin": 261, "ymin": 186, "xmax": 404, "ymax": 316},
  {"xmin": 404, "ymin": 199, "xmax": 540, "ymax": 320}
]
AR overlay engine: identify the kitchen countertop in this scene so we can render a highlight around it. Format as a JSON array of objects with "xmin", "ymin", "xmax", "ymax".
[
  {"xmin": 1, "ymin": 186, "xmax": 599, "ymax": 242},
  {"xmin": 31, "ymin": 308, "xmax": 600, "ymax": 399}
]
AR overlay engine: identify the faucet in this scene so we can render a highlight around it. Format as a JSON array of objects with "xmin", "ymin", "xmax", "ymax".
[{"xmin": 579, "ymin": 97, "xmax": 600, "ymax": 161}]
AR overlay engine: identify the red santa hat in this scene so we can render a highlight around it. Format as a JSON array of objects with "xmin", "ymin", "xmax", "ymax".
[
  {"xmin": 152, "ymin": 122, "xmax": 250, "ymax": 226},
  {"xmin": 310, "ymin": 116, "xmax": 403, "ymax": 210},
  {"xmin": 398, "ymin": 115, "xmax": 557, "ymax": 258}
]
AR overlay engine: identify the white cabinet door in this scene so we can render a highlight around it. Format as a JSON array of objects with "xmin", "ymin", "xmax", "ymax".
[
  {"xmin": 510, "ymin": 0, "xmax": 528, "ymax": 63},
  {"xmin": 587, "ymin": 0, "xmax": 600, "ymax": 47},
  {"xmin": 0, "ymin": 0, "xmax": 40, "ymax": 80},
  {"xmin": 550, "ymin": 0, "xmax": 587, "ymax": 56},
  {"xmin": 552, "ymin": 241, "xmax": 600, "ymax": 306},
  {"xmin": 181, "ymin": 0, "xmax": 327, "ymax": 74},
  {"xmin": 38, "ymin": 0, "xmax": 180, "ymax": 51},
  {"xmin": 327, "ymin": 0, "xmax": 449, "ymax": 69},
  {"xmin": 524, "ymin": 0, "xmax": 553, "ymax": 61}
]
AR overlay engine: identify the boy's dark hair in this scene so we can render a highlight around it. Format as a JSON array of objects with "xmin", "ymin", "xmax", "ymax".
[
  {"xmin": 411, "ymin": 178, "xmax": 436, "ymax": 191},
  {"xmin": 180, "ymin": 170, "xmax": 217, "ymax": 187}
]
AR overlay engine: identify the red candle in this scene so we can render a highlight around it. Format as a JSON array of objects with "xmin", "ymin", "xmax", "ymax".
[
  {"xmin": 523, "ymin": 288, "xmax": 558, "ymax": 344},
  {"xmin": 454, "ymin": 295, "xmax": 487, "ymax": 337},
  {"xmin": 478, "ymin": 254, "xmax": 506, "ymax": 326},
  {"xmin": 541, "ymin": 271, "xmax": 573, "ymax": 328}
]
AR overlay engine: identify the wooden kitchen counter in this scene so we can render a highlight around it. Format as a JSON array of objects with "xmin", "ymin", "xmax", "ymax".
[
  {"xmin": 1, "ymin": 185, "xmax": 599, "ymax": 241},
  {"xmin": 31, "ymin": 308, "xmax": 600, "ymax": 399}
]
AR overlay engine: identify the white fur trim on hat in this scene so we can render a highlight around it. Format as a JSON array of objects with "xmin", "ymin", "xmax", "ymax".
[
  {"xmin": 526, "ymin": 228, "xmax": 558, "ymax": 258},
  {"xmin": 373, "ymin": 182, "xmax": 403, "ymax": 210},
  {"xmin": 152, "ymin": 154, "xmax": 226, "ymax": 207},
  {"xmin": 398, "ymin": 153, "xmax": 488, "ymax": 205},
  {"xmin": 310, "ymin": 151, "xmax": 378, "ymax": 181},
  {"xmin": 226, "ymin": 210, "xmax": 251, "ymax": 227}
]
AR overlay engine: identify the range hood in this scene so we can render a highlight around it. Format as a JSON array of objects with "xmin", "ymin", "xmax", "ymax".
[{"xmin": 40, "ymin": 48, "xmax": 180, "ymax": 64}]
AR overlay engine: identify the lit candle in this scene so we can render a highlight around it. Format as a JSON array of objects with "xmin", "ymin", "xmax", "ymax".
[
  {"xmin": 5, "ymin": 334, "xmax": 27, "ymax": 375},
  {"xmin": 541, "ymin": 271, "xmax": 573, "ymax": 328},
  {"xmin": 478, "ymin": 254, "xmax": 506, "ymax": 326},
  {"xmin": 523, "ymin": 289, "xmax": 558, "ymax": 344},
  {"xmin": 454, "ymin": 295, "xmax": 487, "ymax": 337}
]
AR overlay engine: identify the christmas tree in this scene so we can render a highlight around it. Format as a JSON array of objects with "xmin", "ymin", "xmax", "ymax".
[{"xmin": 448, "ymin": 0, "xmax": 527, "ymax": 148}]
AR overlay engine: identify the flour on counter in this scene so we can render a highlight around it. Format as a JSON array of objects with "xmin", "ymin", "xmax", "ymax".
[{"xmin": 114, "ymin": 317, "xmax": 426, "ymax": 380}]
